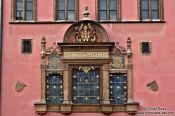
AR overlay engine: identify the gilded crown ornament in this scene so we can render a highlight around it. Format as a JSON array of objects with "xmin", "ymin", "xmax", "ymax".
[{"xmin": 74, "ymin": 23, "xmax": 97, "ymax": 42}]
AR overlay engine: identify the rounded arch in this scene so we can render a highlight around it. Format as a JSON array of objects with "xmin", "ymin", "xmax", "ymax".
[{"xmin": 63, "ymin": 20, "xmax": 109, "ymax": 43}]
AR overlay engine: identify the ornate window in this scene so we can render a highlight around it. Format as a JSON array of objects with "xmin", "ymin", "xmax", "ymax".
[
  {"xmin": 97, "ymin": 0, "xmax": 121, "ymax": 21},
  {"xmin": 34, "ymin": 19, "xmax": 139, "ymax": 115},
  {"xmin": 139, "ymin": 0, "xmax": 164, "ymax": 21},
  {"xmin": 55, "ymin": 0, "xmax": 78, "ymax": 21},
  {"xmin": 12, "ymin": 0, "xmax": 36, "ymax": 21}
]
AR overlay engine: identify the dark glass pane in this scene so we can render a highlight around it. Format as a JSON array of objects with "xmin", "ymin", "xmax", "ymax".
[
  {"xmin": 142, "ymin": 42, "xmax": 150, "ymax": 53},
  {"xmin": 22, "ymin": 40, "xmax": 32, "ymax": 53},
  {"xmin": 110, "ymin": 0, "xmax": 117, "ymax": 10},
  {"xmin": 110, "ymin": 10, "xmax": 117, "ymax": 20},
  {"xmin": 72, "ymin": 67, "xmax": 100, "ymax": 104},
  {"xmin": 58, "ymin": 11, "xmax": 65, "ymax": 20},
  {"xmin": 16, "ymin": 11, "xmax": 23, "ymax": 20},
  {"xmin": 100, "ymin": 10, "xmax": 107, "ymax": 20},
  {"xmin": 17, "ymin": 1, "xmax": 23, "ymax": 10},
  {"xmin": 151, "ymin": 10, "xmax": 159, "ymax": 19},
  {"xmin": 141, "ymin": 10, "xmax": 149, "ymax": 19},
  {"xmin": 68, "ymin": 0, "xmax": 75, "ymax": 10},
  {"xmin": 68, "ymin": 11, "xmax": 75, "ymax": 20},
  {"xmin": 100, "ymin": 0, "xmax": 107, "ymax": 10},
  {"xmin": 151, "ymin": 0, "xmax": 158, "ymax": 10},
  {"xmin": 26, "ymin": 1, "xmax": 33, "ymax": 10},
  {"xmin": 141, "ymin": 0, "xmax": 148, "ymax": 10},
  {"xmin": 110, "ymin": 74, "xmax": 127, "ymax": 104},
  {"xmin": 58, "ymin": 0, "xmax": 65, "ymax": 10},
  {"xmin": 46, "ymin": 74, "xmax": 63, "ymax": 104},
  {"xmin": 26, "ymin": 11, "xmax": 33, "ymax": 20}
]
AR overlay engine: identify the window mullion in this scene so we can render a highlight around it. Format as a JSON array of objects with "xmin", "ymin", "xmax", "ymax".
[
  {"xmin": 148, "ymin": 0, "xmax": 151, "ymax": 20},
  {"xmin": 65, "ymin": 0, "xmax": 68, "ymax": 20},
  {"xmin": 23, "ymin": 0, "xmax": 26, "ymax": 20},
  {"xmin": 158, "ymin": 0, "xmax": 161, "ymax": 19},
  {"xmin": 107, "ymin": 0, "xmax": 110, "ymax": 20}
]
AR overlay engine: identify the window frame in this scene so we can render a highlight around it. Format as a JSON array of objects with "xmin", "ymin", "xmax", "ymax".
[
  {"xmin": 96, "ymin": 0, "xmax": 121, "ymax": 22},
  {"xmin": 54, "ymin": 0, "xmax": 79, "ymax": 22},
  {"xmin": 12, "ymin": 0, "xmax": 37, "ymax": 21},
  {"xmin": 34, "ymin": 35, "xmax": 139, "ymax": 115},
  {"xmin": 139, "ymin": 0, "xmax": 164, "ymax": 21}
]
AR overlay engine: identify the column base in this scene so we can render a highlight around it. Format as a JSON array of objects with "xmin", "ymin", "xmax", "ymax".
[
  {"xmin": 101, "ymin": 100, "xmax": 112, "ymax": 114},
  {"xmin": 101, "ymin": 104, "xmax": 113, "ymax": 114},
  {"xmin": 61, "ymin": 103, "xmax": 72, "ymax": 114}
]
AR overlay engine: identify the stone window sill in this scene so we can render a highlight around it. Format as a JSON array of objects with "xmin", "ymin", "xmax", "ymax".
[{"xmin": 34, "ymin": 101, "xmax": 139, "ymax": 115}]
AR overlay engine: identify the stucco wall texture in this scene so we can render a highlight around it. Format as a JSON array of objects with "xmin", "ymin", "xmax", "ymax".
[{"xmin": 1, "ymin": 0, "xmax": 175, "ymax": 116}]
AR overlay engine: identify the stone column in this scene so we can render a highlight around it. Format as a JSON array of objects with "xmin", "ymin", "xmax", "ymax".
[
  {"xmin": 61, "ymin": 63, "xmax": 72, "ymax": 114},
  {"xmin": 34, "ymin": 37, "xmax": 47, "ymax": 115},
  {"xmin": 101, "ymin": 64, "xmax": 112, "ymax": 114},
  {"xmin": 63, "ymin": 63, "xmax": 71, "ymax": 104},
  {"xmin": 40, "ymin": 37, "xmax": 46, "ymax": 102},
  {"xmin": 126, "ymin": 37, "xmax": 134, "ymax": 103},
  {"xmin": 102, "ymin": 64, "xmax": 110, "ymax": 104}
]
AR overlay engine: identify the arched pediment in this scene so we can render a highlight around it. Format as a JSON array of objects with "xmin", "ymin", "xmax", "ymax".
[{"xmin": 63, "ymin": 20, "xmax": 109, "ymax": 43}]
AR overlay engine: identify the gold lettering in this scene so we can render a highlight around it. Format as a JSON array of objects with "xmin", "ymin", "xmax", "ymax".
[{"xmin": 64, "ymin": 52, "xmax": 108, "ymax": 58}]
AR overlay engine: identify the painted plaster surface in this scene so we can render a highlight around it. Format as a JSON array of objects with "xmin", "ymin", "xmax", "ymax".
[{"xmin": 1, "ymin": 0, "xmax": 175, "ymax": 116}]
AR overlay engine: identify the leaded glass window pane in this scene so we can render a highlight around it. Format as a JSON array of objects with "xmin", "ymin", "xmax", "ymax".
[
  {"xmin": 99, "ymin": 0, "xmax": 118, "ymax": 20},
  {"xmin": 141, "ymin": 0, "xmax": 160, "ymax": 20},
  {"xmin": 141, "ymin": 10, "xmax": 149, "ymax": 19},
  {"xmin": 110, "ymin": 0, "xmax": 117, "ymax": 10},
  {"xmin": 68, "ymin": 0, "xmax": 75, "ymax": 10},
  {"xmin": 16, "ymin": 0, "xmax": 23, "ymax": 20},
  {"xmin": 56, "ymin": 0, "xmax": 76, "ymax": 20},
  {"xmin": 72, "ymin": 67, "xmax": 100, "ymax": 104},
  {"xmin": 100, "ymin": 0, "xmax": 107, "ymax": 10},
  {"xmin": 46, "ymin": 74, "xmax": 63, "ymax": 104},
  {"xmin": 58, "ymin": 0, "xmax": 65, "ymax": 10},
  {"xmin": 141, "ymin": 0, "xmax": 148, "ymax": 10},
  {"xmin": 16, "ymin": 0, "xmax": 33, "ymax": 20},
  {"xmin": 151, "ymin": 10, "xmax": 159, "ymax": 19},
  {"xmin": 100, "ymin": 11, "xmax": 107, "ymax": 20},
  {"xmin": 110, "ymin": 73, "xmax": 127, "ymax": 104},
  {"xmin": 110, "ymin": 11, "xmax": 117, "ymax": 20},
  {"xmin": 68, "ymin": 11, "xmax": 75, "ymax": 21},
  {"xmin": 151, "ymin": 0, "xmax": 158, "ymax": 10}
]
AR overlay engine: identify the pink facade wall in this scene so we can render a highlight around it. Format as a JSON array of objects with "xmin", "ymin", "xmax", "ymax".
[{"xmin": 1, "ymin": 0, "xmax": 175, "ymax": 116}]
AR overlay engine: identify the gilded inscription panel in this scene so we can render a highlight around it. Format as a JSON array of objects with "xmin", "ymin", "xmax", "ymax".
[{"xmin": 64, "ymin": 52, "xmax": 109, "ymax": 58}]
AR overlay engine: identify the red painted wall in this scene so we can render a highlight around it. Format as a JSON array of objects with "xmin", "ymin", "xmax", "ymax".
[{"xmin": 1, "ymin": 0, "xmax": 175, "ymax": 116}]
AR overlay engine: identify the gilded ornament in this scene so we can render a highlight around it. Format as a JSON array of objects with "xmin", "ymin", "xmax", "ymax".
[
  {"xmin": 48, "ymin": 55, "xmax": 61, "ymax": 69},
  {"xmin": 79, "ymin": 66, "xmax": 94, "ymax": 73},
  {"xmin": 112, "ymin": 56, "xmax": 125, "ymax": 68},
  {"xmin": 74, "ymin": 23, "xmax": 97, "ymax": 42}
]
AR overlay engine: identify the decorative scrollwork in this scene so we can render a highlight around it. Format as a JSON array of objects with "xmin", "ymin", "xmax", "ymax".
[
  {"xmin": 46, "ymin": 42, "xmax": 61, "ymax": 55},
  {"xmin": 79, "ymin": 66, "xmax": 94, "ymax": 73},
  {"xmin": 48, "ymin": 55, "xmax": 61, "ymax": 69},
  {"xmin": 112, "ymin": 56, "xmax": 125, "ymax": 69}
]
